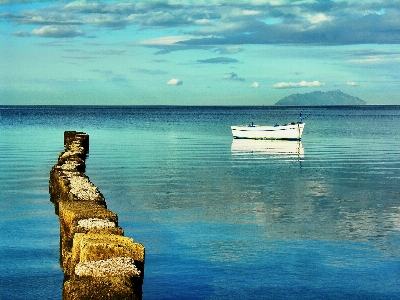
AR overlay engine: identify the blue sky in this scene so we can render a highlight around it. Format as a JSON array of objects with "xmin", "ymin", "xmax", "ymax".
[{"xmin": 1, "ymin": 0, "xmax": 399, "ymax": 105}]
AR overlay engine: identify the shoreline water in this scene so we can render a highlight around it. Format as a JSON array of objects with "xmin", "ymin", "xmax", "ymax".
[{"xmin": 1, "ymin": 105, "xmax": 399, "ymax": 299}]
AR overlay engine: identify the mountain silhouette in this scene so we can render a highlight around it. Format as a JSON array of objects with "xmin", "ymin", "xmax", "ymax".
[{"xmin": 275, "ymin": 90, "xmax": 366, "ymax": 106}]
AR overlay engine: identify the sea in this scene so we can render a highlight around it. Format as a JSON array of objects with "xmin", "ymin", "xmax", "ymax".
[{"xmin": 0, "ymin": 105, "xmax": 399, "ymax": 300}]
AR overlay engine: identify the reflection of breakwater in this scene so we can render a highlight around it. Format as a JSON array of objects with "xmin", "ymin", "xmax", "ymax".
[{"xmin": 49, "ymin": 131, "xmax": 144, "ymax": 299}]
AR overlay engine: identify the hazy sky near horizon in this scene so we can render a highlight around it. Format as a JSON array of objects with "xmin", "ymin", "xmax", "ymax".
[{"xmin": 1, "ymin": 0, "xmax": 399, "ymax": 105}]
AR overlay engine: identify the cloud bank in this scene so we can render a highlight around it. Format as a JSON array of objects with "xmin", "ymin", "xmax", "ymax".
[
  {"xmin": 2, "ymin": 1, "xmax": 399, "ymax": 46},
  {"xmin": 273, "ymin": 80, "xmax": 325, "ymax": 89}
]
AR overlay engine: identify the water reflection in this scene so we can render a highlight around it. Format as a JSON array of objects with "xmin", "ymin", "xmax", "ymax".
[
  {"xmin": 389, "ymin": 207, "xmax": 400, "ymax": 231},
  {"xmin": 231, "ymin": 139, "xmax": 304, "ymax": 159}
]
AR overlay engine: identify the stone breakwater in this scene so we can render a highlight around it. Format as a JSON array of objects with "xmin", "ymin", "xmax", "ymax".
[{"xmin": 49, "ymin": 131, "xmax": 145, "ymax": 300}]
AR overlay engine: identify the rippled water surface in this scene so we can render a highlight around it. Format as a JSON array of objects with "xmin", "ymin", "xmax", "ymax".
[{"xmin": 1, "ymin": 106, "xmax": 399, "ymax": 299}]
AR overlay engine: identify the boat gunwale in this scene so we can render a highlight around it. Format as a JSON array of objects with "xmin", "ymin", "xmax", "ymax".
[{"xmin": 231, "ymin": 123, "xmax": 305, "ymax": 140}]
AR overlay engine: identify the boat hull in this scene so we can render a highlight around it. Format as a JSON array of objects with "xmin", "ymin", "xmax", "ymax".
[{"xmin": 231, "ymin": 123, "xmax": 305, "ymax": 140}]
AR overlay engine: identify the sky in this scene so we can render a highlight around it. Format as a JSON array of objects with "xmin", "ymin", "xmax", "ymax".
[{"xmin": 0, "ymin": 0, "xmax": 399, "ymax": 105}]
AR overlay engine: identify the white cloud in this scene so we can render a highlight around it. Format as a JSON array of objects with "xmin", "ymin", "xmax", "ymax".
[
  {"xmin": 223, "ymin": 72, "xmax": 245, "ymax": 82},
  {"xmin": 306, "ymin": 13, "xmax": 331, "ymax": 24},
  {"xmin": 251, "ymin": 82, "xmax": 259, "ymax": 88},
  {"xmin": 64, "ymin": 1, "xmax": 101, "ymax": 11},
  {"xmin": 167, "ymin": 78, "xmax": 183, "ymax": 85},
  {"xmin": 4, "ymin": 1, "xmax": 398, "ymax": 45},
  {"xmin": 223, "ymin": 7, "xmax": 261, "ymax": 18},
  {"xmin": 347, "ymin": 81, "xmax": 359, "ymax": 86},
  {"xmin": 31, "ymin": 25, "xmax": 84, "ymax": 38},
  {"xmin": 272, "ymin": 80, "xmax": 325, "ymax": 89},
  {"xmin": 346, "ymin": 57, "xmax": 383, "ymax": 63},
  {"xmin": 138, "ymin": 36, "xmax": 197, "ymax": 45},
  {"xmin": 194, "ymin": 19, "xmax": 213, "ymax": 26}
]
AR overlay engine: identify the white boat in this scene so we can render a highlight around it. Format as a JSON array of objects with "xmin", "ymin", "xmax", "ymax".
[{"xmin": 231, "ymin": 122, "xmax": 305, "ymax": 140}]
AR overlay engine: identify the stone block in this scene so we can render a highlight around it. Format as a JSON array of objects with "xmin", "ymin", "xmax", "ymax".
[
  {"xmin": 68, "ymin": 174, "xmax": 106, "ymax": 203},
  {"xmin": 73, "ymin": 233, "xmax": 145, "ymax": 263},
  {"xmin": 49, "ymin": 166, "xmax": 78, "ymax": 205},
  {"xmin": 50, "ymin": 168, "xmax": 106, "ymax": 206},
  {"xmin": 57, "ymin": 153, "xmax": 86, "ymax": 172},
  {"xmin": 58, "ymin": 201, "xmax": 124, "ymax": 272},
  {"xmin": 63, "ymin": 275, "xmax": 141, "ymax": 300},
  {"xmin": 64, "ymin": 131, "xmax": 89, "ymax": 155},
  {"xmin": 68, "ymin": 233, "xmax": 145, "ymax": 276}
]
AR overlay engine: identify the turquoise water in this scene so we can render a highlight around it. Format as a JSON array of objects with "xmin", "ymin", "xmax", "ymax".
[{"xmin": 1, "ymin": 106, "xmax": 399, "ymax": 299}]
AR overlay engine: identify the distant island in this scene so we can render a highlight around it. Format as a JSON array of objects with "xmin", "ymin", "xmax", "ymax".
[{"xmin": 275, "ymin": 90, "xmax": 366, "ymax": 106}]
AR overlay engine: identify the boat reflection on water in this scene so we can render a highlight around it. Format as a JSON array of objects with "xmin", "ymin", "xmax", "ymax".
[{"xmin": 231, "ymin": 139, "xmax": 304, "ymax": 159}]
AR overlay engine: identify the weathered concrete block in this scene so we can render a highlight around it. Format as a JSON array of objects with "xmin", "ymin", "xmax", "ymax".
[
  {"xmin": 59, "ymin": 201, "xmax": 124, "ymax": 272},
  {"xmin": 50, "ymin": 168, "xmax": 106, "ymax": 207},
  {"xmin": 64, "ymin": 131, "xmax": 89, "ymax": 155},
  {"xmin": 72, "ymin": 233, "xmax": 145, "ymax": 263},
  {"xmin": 49, "ymin": 166, "xmax": 78, "ymax": 205},
  {"xmin": 63, "ymin": 275, "xmax": 141, "ymax": 300},
  {"xmin": 57, "ymin": 153, "xmax": 86, "ymax": 172},
  {"xmin": 68, "ymin": 174, "xmax": 106, "ymax": 203},
  {"xmin": 68, "ymin": 233, "xmax": 145, "ymax": 277},
  {"xmin": 59, "ymin": 201, "xmax": 119, "ymax": 234}
]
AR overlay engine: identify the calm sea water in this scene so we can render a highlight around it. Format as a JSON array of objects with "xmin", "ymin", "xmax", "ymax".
[{"xmin": 1, "ymin": 105, "xmax": 399, "ymax": 300}]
